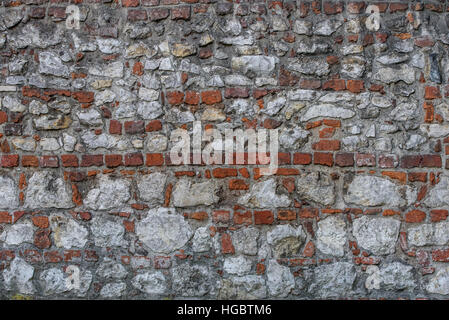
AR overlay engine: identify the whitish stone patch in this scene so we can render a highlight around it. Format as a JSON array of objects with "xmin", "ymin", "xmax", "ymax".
[
  {"xmin": 84, "ymin": 174, "xmax": 131, "ymax": 210},
  {"xmin": 238, "ymin": 178, "xmax": 291, "ymax": 208},
  {"xmin": 352, "ymin": 216, "xmax": 400, "ymax": 255},
  {"xmin": 316, "ymin": 215, "xmax": 347, "ymax": 257},
  {"xmin": 172, "ymin": 179, "xmax": 219, "ymax": 207},
  {"xmin": 25, "ymin": 171, "xmax": 73, "ymax": 209},
  {"xmin": 136, "ymin": 207, "xmax": 193, "ymax": 254}
]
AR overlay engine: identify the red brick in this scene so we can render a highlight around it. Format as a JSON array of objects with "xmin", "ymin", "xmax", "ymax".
[
  {"xmin": 224, "ymin": 88, "xmax": 249, "ymax": 99},
  {"xmin": 378, "ymin": 154, "xmax": 397, "ymax": 168},
  {"xmin": 229, "ymin": 179, "xmax": 249, "ymax": 190},
  {"xmin": 146, "ymin": 120, "xmax": 162, "ymax": 132},
  {"xmin": 431, "ymin": 210, "xmax": 448, "ymax": 222},
  {"xmin": 389, "ymin": 2, "xmax": 408, "ymax": 12},
  {"xmin": 314, "ymin": 152, "xmax": 333, "ymax": 167},
  {"xmin": 124, "ymin": 152, "xmax": 144, "ymax": 166},
  {"xmin": 278, "ymin": 210, "xmax": 296, "ymax": 221},
  {"xmin": 405, "ymin": 210, "xmax": 426, "ymax": 223},
  {"xmin": 122, "ymin": 0, "xmax": 139, "ymax": 6},
  {"xmin": 184, "ymin": 91, "xmax": 200, "ymax": 105},
  {"xmin": 322, "ymin": 79, "xmax": 346, "ymax": 91},
  {"xmin": 300, "ymin": 79, "xmax": 321, "ymax": 89},
  {"xmin": 0, "ymin": 212, "xmax": 12, "ymax": 224},
  {"xmin": 356, "ymin": 153, "xmax": 375, "ymax": 167},
  {"xmin": 425, "ymin": 86, "xmax": 441, "ymax": 100},
  {"xmin": 44, "ymin": 251, "xmax": 63, "ymax": 263},
  {"xmin": 128, "ymin": 9, "xmax": 148, "ymax": 21},
  {"xmin": 201, "ymin": 90, "xmax": 222, "ymax": 105},
  {"xmin": 323, "ymin": 1, "xmax": 344, "ymax": 14},
  {"xmin": 109, "ymin": 120, "xmax": 122, "ymax": 135},
  {"xmin": 421, "ymin": 155, "xmax": 442, "ymax": 168},
  {"xmin": 32, "ymin": 216, "xmax": 49, "ymax": 228},
  {"xmin": 72, "ymin": 91, "xmax": 94, "ymax": 103},
  {"xmin": 171, "ymin": 6, "xmax": 190, "ymax": 19},
  {"xmin": 221, "ymin": 233, "xmax": 235, "ymax": 254},
  {"xmin": 408, "ymin": 172, "xmax": 427, "ymax": 182},
  {"xmin": 233, "ymin": 210, "xmax": 252, "ymax": 224},
  {"xmin": 254, "ymin": 210, "xmax": 274, "ymax": 225},
  {"xmin": 61, "ymin": 154, "xmax": 79, "ymax": 167},
  {"xmin": 149, "ymin": 8, "xmax": 169, "ymax": 21},
  {"xmin": 212, "ymin": 168, "xmax": 238, "ymax": 178},
  {"xmin": 312, "ymin": 140, "xmax": 340, "ymax": 151},
  {"xmin": 299, "ymin": 208, "xmax": 319, "ymax": 219},
  {"xmin": 166, "ymin": 91, "xmax": 184, "ymax": 105},
  {"xmin": 40, "ymin": 156, "xmax": 59, "ymax": 168},
  {"xmin": 146, "ymin": 153, "xmax": 164, "ymax": 166},
  {"xmin": 213, "ymin": 210, "xmax": 230, "ymax": 223},
  {"xmin": 34, "ymin": 229, "xmax": 51, "ymax": 249},
  {"xmin": 1, "ymin": 155, "xmax": 19, "ymax": 168},
  {"xmin": 293, "ymin": 153, "xmax": 312, "ymax": 165},
  {"xmin": 335, "ymin": 153, "xmax": 354, "ymax": 167},
  {"xmin": 81, "ymin": 154, "xmax": 104, "ymax": 167},
  {"xmin": 0, "ymin": 111, "xmax": 7, "ymax": 124},
  {"xmin": 22, "ymin": 155, "xmax": 39, "ymax": 167},
  {"xmin": 347, "ymin": 80, "xmax": 365, "ymax": 93},
  {"xmin": 124, "ymin": 120, "xmax": 145, "ymax": 134},
  {"xmin": 105, "ymin": 154, "xmax": 123, "ymax": 168},
  {"xmin": 432, "ymin": 249, "xmax": 449, "ymax": 262},
  {"xmin": 132, "ymin": 61, "xmax": 144, "ymax": 76}
]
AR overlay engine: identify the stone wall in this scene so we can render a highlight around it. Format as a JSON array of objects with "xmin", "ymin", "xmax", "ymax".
[{"xmin": 0, "ymin": 0, "xmax": 449, "ymax": 299}]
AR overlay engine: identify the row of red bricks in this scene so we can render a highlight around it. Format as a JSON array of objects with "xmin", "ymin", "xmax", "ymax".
[{"xmin": 0, "ymin": 152, "xmax": 444, "ymax": 169}]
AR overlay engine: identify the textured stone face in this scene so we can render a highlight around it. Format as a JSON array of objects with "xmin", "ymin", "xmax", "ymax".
[
  {"xmin": 3, "ymin": 257, "xmax": 35, "ymax": 294},
  {"xmin": 344, "ymin": 175, "xmax": 413, "ymax": 207},
  {"xmin": 353, "ymin": 216, "xmax": 400, "ymax": 255},
  {"xmin": 136, "ymin": 207, "xmax": 193, "ymax": 254},
  {"xmin": 308, "ymin": 262, "xmax": 356, "ymax": 298},
  {"xmin": 316, "ymin": 216, "xmax": 347, "ymax": 257},
  {"xmin": 172, "ymin": 179, "xmax": 219, "ymax": 207},
  {"xmin": 297, "ymin": 172, "xmax": 335, "ymax": 206},
  {"xmin": 25, "ymin": 171, "xmax": 73, "ymax": 209},
  {"xmin": 1, "ymin": 1, "xmax": 449, "ymax": 300},
  {"xmin": 0, "ymin": 175, "xmax": 19, "ymax": 209},
  {"xmin": 238, "ymin": 178, "xmax": 291, "ymax": 208},
  {"xmin": 84, "ymin": 175, "xmax": 131, "ymax": 210}
]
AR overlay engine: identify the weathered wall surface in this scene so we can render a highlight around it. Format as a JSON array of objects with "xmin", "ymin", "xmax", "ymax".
[{"xmin": 1, "ymin": 0, "xmax": 449, "ymax": 299}]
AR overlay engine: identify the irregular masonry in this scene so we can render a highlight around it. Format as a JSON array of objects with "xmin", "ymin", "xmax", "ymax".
[{"xmin": 1, "ymin": 0, "xmax": 449, "ymax": 299}]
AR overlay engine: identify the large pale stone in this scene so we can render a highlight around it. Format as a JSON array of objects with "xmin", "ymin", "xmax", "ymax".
[
  {"xmin": 308, "ymin": 262, "xmax": 356, "ymax": 298},
  {"xmin": 0, "ymin": 175, "xmax": 19, "ymax": 209},
  {"xmin": 287, "ymin": 57, "xmax": 330, "ymax": 76},
  {"xmin": 379, "ymin": 262, "xmax": 416, "ymax": 290},
  {"xmin": 84, "ymin": 175, "xmax": 131, "ymax": 210},
  {"xmin": 232, "ymin": 227, "xmax": 259, "ymax": 256},
  {"xmin": 1, "ymin": 221, "xmax": 34, "ymax": 245},
  {"xmin": 423, "ymin": 176, "xmax": 449, "ymax": 208},
  {"xmin": 301, "ymin": 104, "xmax": 355, "ymax": 122},
  {"xmin": 344, "ymin": 175, "xmax": 408, "ymax": 207},
  {"xmin": 25, "ymin": 171, "xmax": 73, "ymax": 209},
  {"xmin": 51, "ymin": 215, "xmax": 88, "ymax": 249},
  {"xmin": 96, "ymin": 258, "xmax": 128, "ymax": 279},
  {"xmin": 90, "ymin": 216, "xmax": 127, "ymax": 247},
  {"xmin": 231, "ymin": 56, "xmax": 278, "ymax": 75},
  {"xmin": 316, "ymin": 216, "xmax": 347, "ymax": 257},
  {"xmin": 223, "ymin": 256, "xmax": 252, "ymax": 276},
  {"xmin": 373, "ymin": 65, "xmax": 415, "ymax": 84},
  {"xmin": 132, "ymin": 271, "xmax": 167, "ymax": 295},
  {"xmin": 3, "ymin": 257, "xmax": 35, "ymax": 294},
  {"xmin": 267, "ymin": 225, "xmax": 305, "ymax": 258},
  {"xmin": 266, "ymin": 259, "xmax": 294, "ymax": 298},
  {"xmin": 238, "ymin": 178, "xmax": 291, "ymax": 208},
  {"xmin": 136, "ymin": 207, "xmax": 193, "ymax": 254},
  {"xmin": 39, "ymin": 52, "xmax": 69, "ymax": 78},
  {"xmin": 427, "ymin": 267, "xmax": 449, "ymax": 295},
  {"xmin": 172, "ymin": 179, "xmax": 219, "ymax": 207},
  {"xmin": 296, "ymin": 172, "xmax": 335, "ymax": 206},
  {"xmin": 137, "ymin": 172, "xmax": 167, "ymax": 206},
  {"xmin": 407, "ymin": 222, "xmax": 449, "ymax": 247},
  {"xmin": 352, "ymin": 216, "xmax": 400, "ymax": 255}
]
